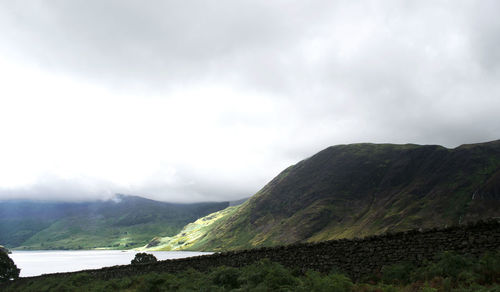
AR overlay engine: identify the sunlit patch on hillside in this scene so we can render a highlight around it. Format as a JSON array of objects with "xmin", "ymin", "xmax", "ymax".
[{"xmin": 140, "ymin": 206, "xmax": 240, "ymax": 251}]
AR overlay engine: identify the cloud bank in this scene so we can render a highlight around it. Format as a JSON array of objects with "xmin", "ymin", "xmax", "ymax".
[{"xmin": 0, "ymin": 0, "xmax": 499, "ymax": 202}]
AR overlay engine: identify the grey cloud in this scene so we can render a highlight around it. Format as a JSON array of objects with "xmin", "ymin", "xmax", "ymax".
[
  {"xmin": 0, "ymin": 176, "xmax": 116, "ymax": 202},
  {"xmin": 0, "ymin": 166, "xmax": 268, "ymax": 203},
  {"xmin": 0, "ymin": 1, "xmax": 330, "ymax": 92},
  {"xmin": 0, "ymin": 1, "xmax": 499, "ymax": 202},
  {"xmin": 467, "ymin": 1, "xmax": 500, "ymax": 74}
]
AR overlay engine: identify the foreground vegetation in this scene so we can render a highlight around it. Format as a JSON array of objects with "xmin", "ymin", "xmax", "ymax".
[{"xmin": 4, "ymin": 251, "xmax": 499, "ymax": 291}]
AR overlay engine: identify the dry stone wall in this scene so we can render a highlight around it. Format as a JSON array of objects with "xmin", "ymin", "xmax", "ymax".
[{"xmin": 9, "ymin": 220, "xmax": 500, "ymax": 284}]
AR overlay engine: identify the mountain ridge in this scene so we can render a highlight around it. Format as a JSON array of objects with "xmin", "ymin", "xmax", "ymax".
[{"xmin": 160, "ymin": 139, "xmax": 500, "ymax": 251}]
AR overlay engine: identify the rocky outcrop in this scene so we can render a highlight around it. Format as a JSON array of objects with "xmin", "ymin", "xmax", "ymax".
[{"xmin": 146, "ymin": 238, "xmax": 161, "ymax": 248}]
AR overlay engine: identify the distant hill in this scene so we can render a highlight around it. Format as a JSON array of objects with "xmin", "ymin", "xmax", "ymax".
[
  {"xmin": 0, "ymin": 195, "xmax": 228, "ymax": 249},
  {"xmin": 156, "ymin": 140, "xmax": 500, "ymax": 251}
]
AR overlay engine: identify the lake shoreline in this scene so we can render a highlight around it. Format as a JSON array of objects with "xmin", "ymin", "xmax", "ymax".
[
  {"xmin": 10, "ymin": 220, "xmax": 500, "ymax": 281},
  {"xmin": 10, "ymin": 250, "xmax": 213, "ymax": 277}
]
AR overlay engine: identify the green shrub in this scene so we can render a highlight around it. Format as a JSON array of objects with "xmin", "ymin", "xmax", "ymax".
[
  {"xmin": 0, "ymin": 250, "xmax": 20, "ymax": 282},
  {"xmin": 301, "ymin": 270, "xmax": 353, "ymax": 292},
  {"xmin": 475, "ymin": 251, "xmax": 500, "ymax": 284},
  {"xmin": 211, "ymin": 266, "xmax": 241, "ymax": 289},
  {"xmin": 227, "ymin": 259, "xmax": 300, "ymax": 290},
  {"xmin": 262, "ymin": 263, "xmax": 298, "ymax": 290},
  {"xmin": 412, "ymin": 251, "xmax": 474, "ymax": 281},
  {"xmin": 421, "ymin": 285, "xmax": 438, "ymax": 292},
  {"xmin": 131, "ymin": 253, "xmax": 158, "ymax": 265},
  {"xmin": 236, "ymin": 260, "xmax": 267, "ymax": 287},
  {"xmin": 380, "ymin": 262, "xmax": 415, "ymax": 285},
  {"xmin": 70, "ymin": 273, "xmax": 91, "ymax": 286},
  {"xmin": 457, "ymin": 270, "xmax": 479, "ymax": 286}
]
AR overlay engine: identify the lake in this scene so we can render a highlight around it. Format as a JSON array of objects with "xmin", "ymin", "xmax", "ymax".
[{"xmin": 10, "ymin": 250, "xmax": 213, "ymax": 277}]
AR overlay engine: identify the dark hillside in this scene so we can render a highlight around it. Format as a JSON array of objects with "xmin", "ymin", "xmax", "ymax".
[{"xmin": 190, "ymin": 140, "xmax": 500, "ymax": 250}]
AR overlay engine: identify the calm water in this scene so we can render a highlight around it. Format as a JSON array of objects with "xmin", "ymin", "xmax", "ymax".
[{"xmin": 10, "ymin": 250, "xmax": 213, "ymax": 277}]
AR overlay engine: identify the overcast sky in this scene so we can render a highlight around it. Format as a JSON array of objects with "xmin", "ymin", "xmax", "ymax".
[{"xmin": 0, "ymin": 0, "xmax": 499, "ymax": 202}]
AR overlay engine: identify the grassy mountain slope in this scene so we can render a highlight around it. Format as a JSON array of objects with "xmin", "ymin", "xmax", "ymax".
[
  {"xmin": 141, "ymin": 206, "xmax": 240, "ymax": 251},
  {"xmin": 0, "ymin": 195, "xmax": 228, "ymax": 249},
  {"xmin": 180, "ymin": 140, "xmax": 500, "ymax": 251}
]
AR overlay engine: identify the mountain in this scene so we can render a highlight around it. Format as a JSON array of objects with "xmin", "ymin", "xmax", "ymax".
[
  {"xmin": 150, "ymin": 140, "xmax": 500, "ymax": 251},
  {"xmin": 0, "ymin": 195, "xmax": 228, "ymax": 249}
]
